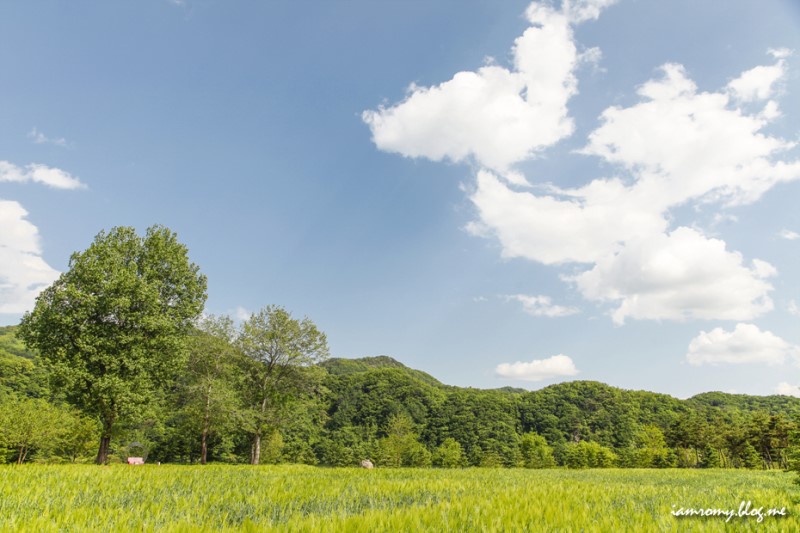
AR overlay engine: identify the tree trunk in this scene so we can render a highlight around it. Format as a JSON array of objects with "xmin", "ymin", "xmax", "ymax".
[
  {"xmin": 96, "ymin": 417, "xmax": 114, "ymax": 465},
  {"xmin": 17, "ymin": 446, "xmax": 27, "ymax": 465},
  {"xmin": 251, "ymin": 433, "xmax": 261, "ymax": 465},
  {"xmin": 200, "ymin": 428, "xmax": 208, "ymax": 465},
  {"xmin": 201, "ymin": 387, "xmax": 211, "ymax": 465}
]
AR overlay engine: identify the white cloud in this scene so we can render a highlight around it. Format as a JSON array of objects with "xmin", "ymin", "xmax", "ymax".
[
  {"xmin": 727, "ymin": 52, "xmax": 787, "ymax": 102},
  {"xmin": 558, "ymin": 0, "xmax": 618, "ymax": 23},
  {"xmin": 0, "ymin": 160, "xmax": 85, "ymax": 190},
  {"xmin": 363, "ymin": 1, "xmax": 611, "ymax": 179},
  {"xmin": 467, "ymin": 170, "xmax": 667, "ymax": 264},
  {"xmin": 27, "ymin": 127, "xmax": 68, "ymax": 147},
  {"xmin": 495, "ymin": 353, "xmax": 579, "ymax": 381},
  {"xmin": 775, "ymin": 382, "xmax": 800, "ymax": 397},
  {"xmin": 779, "ymin": 229, "xmax": 800, "ymax": 240},
  {"xmin": 789, "ymin": 300, "xmax": 800, "ymax": 316},
  {"xmin": 0, "ymin": 200, "xmax": 61, "ymax": 314},
  {"xmin": 468, "ymin": 57, "xmax": 796, "ymax": 323},
  {"xmin": 363, "ymin": 1, "xmax": 798, "ymax": 325},
  {"xmin": 582, "ymin": 62, "xmax": 800, "ymax": 208},
  {"xmin": 686, "ymin": 323, "xmax": 798, "ymax": 366},
  {"xmin": 574, "ymin": 227, "xmax": 776, "ymax": 324},
  {"xmin": 507, "ymin": 294, "xmax": 579, "ymax": 317}
]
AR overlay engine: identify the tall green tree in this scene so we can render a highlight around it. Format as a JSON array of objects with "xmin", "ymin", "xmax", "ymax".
[
  {"xmin": 237, "ymin": 305, "xmax": 328, "ymax": 465},
  {"xmin": 17, "ymin": 225, "xmax": 207, "ymax": 464},
  {"xmin": 180, "ymin": 315, "xmax": 241, "ymax": 464}
]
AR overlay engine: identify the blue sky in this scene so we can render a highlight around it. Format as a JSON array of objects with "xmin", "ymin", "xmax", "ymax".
[{"xmin": 2, "ymin": 0, "xmax": 800, "ymax": 398}]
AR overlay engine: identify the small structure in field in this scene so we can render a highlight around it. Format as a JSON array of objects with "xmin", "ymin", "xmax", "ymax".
[
  {"xmin": 126, "ymin": 441, "xmax": 147, "ymax": 465},
  {"xmin": 360, "ymin": 459, "xmax": 374, "ymax": 469}
]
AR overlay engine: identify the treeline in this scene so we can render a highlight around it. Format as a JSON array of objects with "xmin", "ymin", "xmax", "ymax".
[
  {"xmin": 3, "ymin": 326, "xmax": 800, "ymax": 469},
  {"xmin": 2, "ymin": 225, "xmax": 799, "ymax": 469}
]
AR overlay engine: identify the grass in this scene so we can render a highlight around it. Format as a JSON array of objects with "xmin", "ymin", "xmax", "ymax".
[{"xmin": 2, "ymin": 465, "xmax": 798, "ymax": 531}]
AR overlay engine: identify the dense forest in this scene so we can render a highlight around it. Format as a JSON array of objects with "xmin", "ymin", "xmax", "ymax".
[{"xmin": 3, "ymin": 324, "xmax": 800, "ymax": 469}]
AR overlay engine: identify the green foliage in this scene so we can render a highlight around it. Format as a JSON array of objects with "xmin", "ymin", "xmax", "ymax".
[
  {"xmin": 237, "ymin": 305, "xmax": 329, "ymax": 464},
  {"xmin": 0, "ymin": 326, "xmax": 48, "ymax": 398},
  {"xmin": 519, "ymin": 432, "xmax": 555, "ymax": 468},
  {"xmin": 17, "ymin": 225, "xmax": 207, "ymax": 463},
  {"xmin": 432, "ymin": 438, "xmax": 465, "ymax": 468},
  {"xmin": 0, "ymin": 396, "xmax": 96, "ymax": 464},
  {"xmin": 174, "ymin": 315, "xmax": 241, "ymax": 464},
  {"xmin": 564, "ymin": 441, "xmax": 617, "ymax": 469},
  {"xmin": 375, "ymin": 413, "xmax": 431, "ymax": 467},
  {"xmin": 321, "ymin": 356, "xmax": 443, "ymax": 388},
  {"xmin": 427, "ymin": 388, "xmax": 520, "ymax": 466}
]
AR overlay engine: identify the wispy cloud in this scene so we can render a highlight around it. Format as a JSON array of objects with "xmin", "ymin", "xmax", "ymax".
[
  {"xmin": 779, "ymin": 229, "xmax": 800, "ymax": 241},
  {"xmin": 28, "ymin": 127, "xmax": 69, "ymax": 148},
  {"xmin": 507, "ymin": 294, "xmax": 579, "ymax": 317},
  {"xmin": 495, "ymin": 354, "xmax": 579, "ymax": 381},
  {"xmin": 0, "ymin": 160, "xmax": 85, "ymax": 190}
]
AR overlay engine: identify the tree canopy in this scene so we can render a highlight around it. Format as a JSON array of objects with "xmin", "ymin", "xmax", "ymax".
[{"xmin": 17, "ymin": 225, "xmax": 207, "ymax": 463}]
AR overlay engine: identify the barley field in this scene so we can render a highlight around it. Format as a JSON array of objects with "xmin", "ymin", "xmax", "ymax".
[{"xmin": 1, "ymin": 465, "xmax": 797, "ymax": 532}]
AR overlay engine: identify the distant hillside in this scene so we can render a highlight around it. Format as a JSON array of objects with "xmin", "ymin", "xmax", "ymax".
[
  {"xmin": 321, "ymin": 356, "xmax": 444, "ymax": 389},
  {"xmin": 689, "ymin": 391, "xmax": 800, "ymax": 418},
  {"xmin": 0, "ymin": 325, "xmax": 47, "ymax": 398}
]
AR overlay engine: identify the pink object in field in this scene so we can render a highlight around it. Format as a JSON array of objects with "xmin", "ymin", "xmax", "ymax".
[{"xmin": 127, "ymin": 457, "xmax": 145, "ymax": 465}]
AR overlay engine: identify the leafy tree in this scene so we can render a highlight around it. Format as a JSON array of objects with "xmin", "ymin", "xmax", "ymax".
[
  {"xmin": 376, "ymin": 413, "xmax": 431, "ymax": 467},
  {"xmin": 17, "ymin": 225, "xmax": 207, "ymax": 464},
  {"xmin": 741, "ymin": 442, "xmax": 762, "ymax": 469},
  {"xmin": 237, "ymin": 305, "xmax": 328, "ymax": 464},
  {"xmin": 0, "ymin": 396, "xmax": 63, "ymax": 463},
  {"xmin": 701, "ymin": 443, "xmax": 721, "ymax": 468},
  {"xmin": 433, "ymin": 438, "xmax": 466, "ymax": 468},
  {"xmin": 519, "ymin": 433, "xmax": 555, "ymax": 468},
  {"xmin": 179, "ymin": 315, "xmax": 241, "ymax": 464},
  {"xmin": 563, "ymin": 441, "xmax": 617, "ymax": 469}
]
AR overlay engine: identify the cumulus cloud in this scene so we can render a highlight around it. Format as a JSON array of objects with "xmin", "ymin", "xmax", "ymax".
[
  {"xmin": 775, "ymin": 382, "xmax": 800, "ymax": 397},
  {"xmin": 362, "ymin": 0, "xmax": 610, "ymax": 180},
  {"xmin": 467, "ymin": 170, "xmax": 667, "ymax": 264},
  {"xmin": 363, "ymin": 1, "xmax": 798, "ymax": 325},
  {"xmin": 727, "ymin": 52, "xmax": 787, "ymax": 102},
  {"xmin": 27, "ymin": 127, "xmax": 69, "ymax": 148},
  {"xmin": 507, "ymin": 294, "xmax": 579, "ymax": 317},
  {"xmin": 686, "ymin": 323, "xmax": 799, "ymax": 366},
  {"xmin": 0, "ymin": 200, "xmax": 61, "ymax": 314},
  {"xmin": 582, "ymin": 62, "xmax": 800, "ymax": 208},
  {"xmin": 495, "ymin": 354, "xmax": 579, "ymax": 381},
  {"xmin": 467, "ymin": 57, "xmax": 796, "ymax": 323},
  {"xmin": 779, "ymin": 229, "xmax": 800, "ymax": 241},
  {"xmin": 0, "ymin": 160, "xmax": 85, "ymax": 315},
  {"xmin": 573, "ymin": 228, "xmax": 776, "ymax": 324},
  {"xmin": 0, "ymin": 160, "xmax": 85, "ymax": 190}
]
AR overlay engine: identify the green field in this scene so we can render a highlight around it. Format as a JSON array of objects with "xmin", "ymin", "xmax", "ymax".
[{"xmin": 1, "ymin": 466, "xmax": 798, "ymax": 532}]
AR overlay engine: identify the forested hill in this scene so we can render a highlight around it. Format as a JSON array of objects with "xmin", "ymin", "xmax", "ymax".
[
  {"xmin": 0, "ymin": 326, "xmax": 46, "ymax": 398},
  {"xmin": 321, "ymin": 356, "xmax": 444, "ymax": 388},
  {"xmin": 317, "ymin": 356, "xmax": 800, "ymax": 469},
  {"xmin": 4, "ymin": 322, "xmax": 800, "ymax": 468}
]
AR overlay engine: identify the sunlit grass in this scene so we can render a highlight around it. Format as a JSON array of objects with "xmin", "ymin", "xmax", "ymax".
[{"xmin": 2, "ymin": 465, "xmax": 798, "ymax": 531}]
